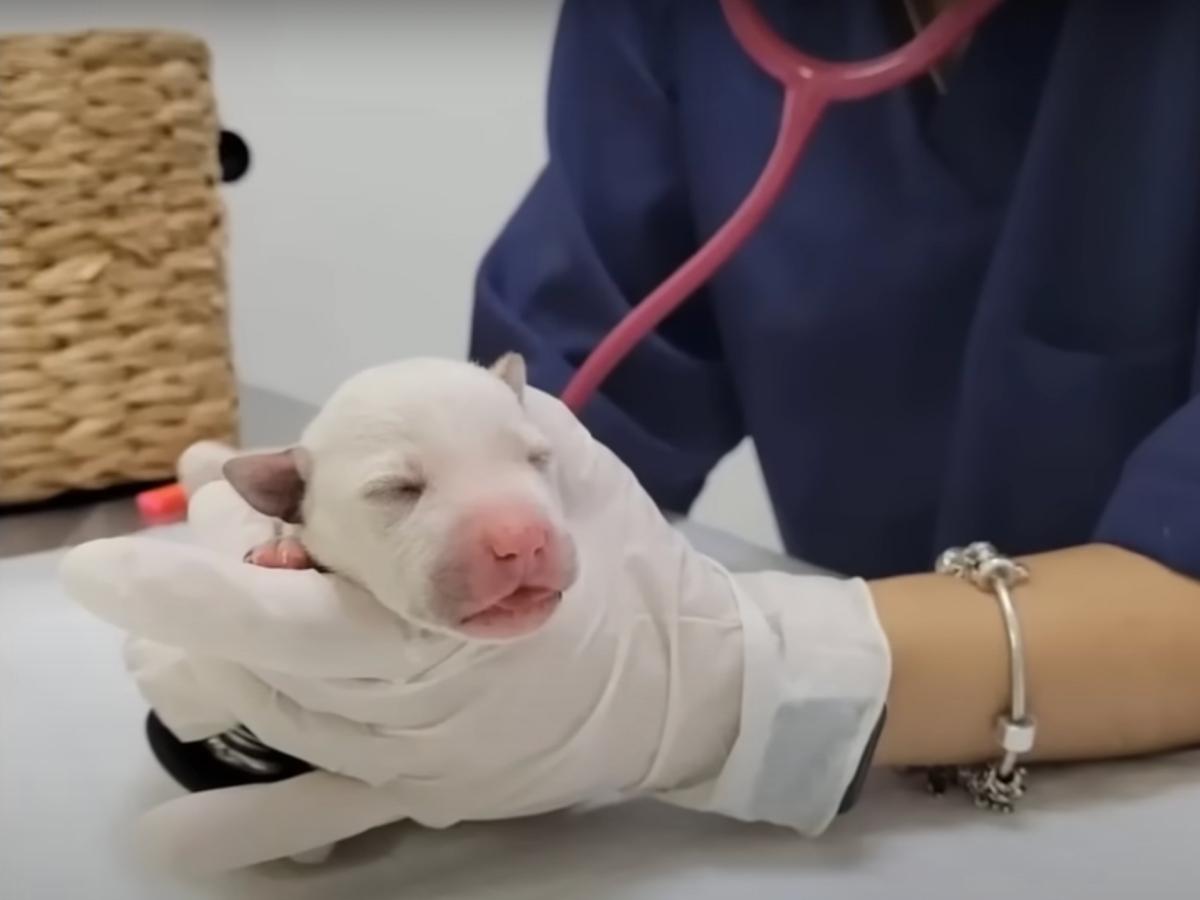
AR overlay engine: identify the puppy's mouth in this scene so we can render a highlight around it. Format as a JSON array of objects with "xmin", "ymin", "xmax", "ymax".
[{"xmin": 457, "ymin": 585, "xmax": 562, "ymax": 639}]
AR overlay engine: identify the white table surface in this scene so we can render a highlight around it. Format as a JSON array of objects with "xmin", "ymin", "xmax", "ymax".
[{"xmin": 4, "ymin": 519, "xmax": 1200, "ymax": 900}]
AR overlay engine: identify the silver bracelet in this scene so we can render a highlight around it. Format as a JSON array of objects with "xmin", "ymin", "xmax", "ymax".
[{"xmin": 919, "ymin": 541, "xmax": 1036, "ymax": 812}]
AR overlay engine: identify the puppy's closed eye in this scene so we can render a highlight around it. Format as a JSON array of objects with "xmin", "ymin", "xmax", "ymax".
[
  {"xmin": 527, "ymin": 447, "xmax": 552, "ymax": 469},
  {"xmin": 363, "ymin": 476, "xmax": 427, "ymax": 503}
]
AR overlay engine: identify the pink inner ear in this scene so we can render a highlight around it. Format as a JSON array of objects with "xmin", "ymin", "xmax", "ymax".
[{"xmin": 223, "ymin": 450, "xmax": 306, "ymax": 523}]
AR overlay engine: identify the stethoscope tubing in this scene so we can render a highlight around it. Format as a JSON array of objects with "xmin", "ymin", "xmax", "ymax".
[{"xmin": 560, "ymin": 0, "xmax": 1004, "ymax": 412}]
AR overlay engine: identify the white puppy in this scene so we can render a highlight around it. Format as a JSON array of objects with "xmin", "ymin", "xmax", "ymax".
[{"xmin": 224, "ymin": 353, "xmax": 579, "ymax": 641}]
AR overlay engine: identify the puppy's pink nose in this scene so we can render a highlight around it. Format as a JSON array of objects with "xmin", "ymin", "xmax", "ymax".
[{"xmin": 482, "ymin": 516, "xmax": 548, "ymax": 564}]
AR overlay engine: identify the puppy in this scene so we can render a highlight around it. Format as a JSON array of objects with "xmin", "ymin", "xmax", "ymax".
[{"xmin": 223, "ymin": 354, "xmax": 579, "ymax": 641}]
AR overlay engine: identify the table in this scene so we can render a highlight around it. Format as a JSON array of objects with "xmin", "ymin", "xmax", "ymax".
[{"xmin": 3, "ymin": 386, "xmax": 1198, "ymax": 899}]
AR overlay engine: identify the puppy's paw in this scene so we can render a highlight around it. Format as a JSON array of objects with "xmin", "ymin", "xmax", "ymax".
[{"xmin": 244, "ymin": 537, "xmax": 314, "ymax": 570}]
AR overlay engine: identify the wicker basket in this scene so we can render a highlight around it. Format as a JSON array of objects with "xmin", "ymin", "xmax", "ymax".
[{"xmin": 0, "ymin": 29, "xmax": 239, "ymax": 505}]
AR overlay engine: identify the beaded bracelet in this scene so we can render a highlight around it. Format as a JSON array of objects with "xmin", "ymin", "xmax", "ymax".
[{"xmin": 918, "ymin": 541, "xmax": 1036, "ymax": 812}]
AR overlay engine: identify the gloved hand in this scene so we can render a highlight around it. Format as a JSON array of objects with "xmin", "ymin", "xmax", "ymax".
[{"xmin": 61, "ymin": 388, "xmax": 890, "ymax": 874}]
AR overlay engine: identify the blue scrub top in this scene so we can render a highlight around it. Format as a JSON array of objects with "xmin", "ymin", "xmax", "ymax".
[{"xmin": 468, "ymin": 0, "xmax": 1200, "ymax": 580}]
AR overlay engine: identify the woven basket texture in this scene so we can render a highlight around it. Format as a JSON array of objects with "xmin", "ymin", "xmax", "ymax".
[{"xmin": 0, "ymin": 29, "xmax": 239, "ymax": 505}]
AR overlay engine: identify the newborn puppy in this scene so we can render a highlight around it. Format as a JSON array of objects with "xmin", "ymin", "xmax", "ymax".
[{"xmin": 223, "ymin": 354, "xmax": 579, "ymax": 640}]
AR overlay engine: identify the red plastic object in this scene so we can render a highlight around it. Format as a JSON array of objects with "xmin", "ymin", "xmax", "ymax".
[
  {"xmin": 559, "ymin": 0, "xmax": 1003, "ymax": 413},
  {"xmin": 136, "ymin": 482, "xmax": 188, "ymax": 524}
]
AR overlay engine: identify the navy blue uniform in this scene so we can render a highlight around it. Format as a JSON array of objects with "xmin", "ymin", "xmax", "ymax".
[{"xmin": 469, "ymin": 0, "xmax": 1200, "ymax": 579}]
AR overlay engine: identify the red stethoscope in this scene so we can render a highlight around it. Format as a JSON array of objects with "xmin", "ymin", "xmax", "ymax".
[
  {"xmin": 138, "ymin": 0, "xmax": 1004, "ymax": 522},
  {"xmin": 561, "ymin": 0, "xmax": 1004, "ymax": 412}
]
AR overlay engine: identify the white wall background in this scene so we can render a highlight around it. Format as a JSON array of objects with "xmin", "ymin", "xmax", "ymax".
[{"xmin": 8, "ymin": 0, "xmax": 781, "ymax": 550}]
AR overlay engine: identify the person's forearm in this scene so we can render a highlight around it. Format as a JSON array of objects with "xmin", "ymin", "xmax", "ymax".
[{"xmin": 869, "ymin": 543, "xmax": 1200, "ymax": 767}]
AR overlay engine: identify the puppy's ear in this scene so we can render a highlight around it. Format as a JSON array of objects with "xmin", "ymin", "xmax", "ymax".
[
  {"xmin": 490, "ymin": 352, "xmax": 526, "ymax": 400},
  {"xmin": 222, "ymin": 448, "xmax": 310, "ymax": 524}
]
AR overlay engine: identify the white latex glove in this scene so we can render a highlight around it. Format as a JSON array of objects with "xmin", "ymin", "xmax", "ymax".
[{"xmin": 61, "ymin": 388, "xmax": 890, "ymax": 873}]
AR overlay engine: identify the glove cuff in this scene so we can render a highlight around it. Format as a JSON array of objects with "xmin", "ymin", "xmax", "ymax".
[{"xmin": 658, "ymin": 572, "xmax": 891, "ymax": 834}]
